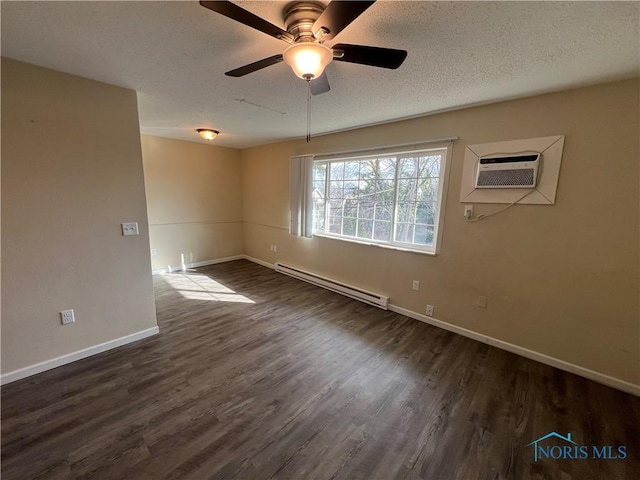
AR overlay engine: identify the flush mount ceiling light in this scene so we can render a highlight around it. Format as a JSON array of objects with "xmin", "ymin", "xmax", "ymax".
[
  {"xmin": 197, "ymin": 129, "xmax": 219, "ymax": 141},
  {"xmin": 283, "ymin": 42, "xmax": 333, "ymax": 80}
]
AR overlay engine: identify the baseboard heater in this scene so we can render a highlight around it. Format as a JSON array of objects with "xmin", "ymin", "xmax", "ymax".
[{"xmin": 274, "ymin": 262, "xmax": 389, "ymax": 310}]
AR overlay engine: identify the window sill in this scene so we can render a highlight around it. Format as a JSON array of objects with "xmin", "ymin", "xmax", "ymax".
[{"xmin": 313, "ymin": 232, "xmax": 437, "ymax": 256}]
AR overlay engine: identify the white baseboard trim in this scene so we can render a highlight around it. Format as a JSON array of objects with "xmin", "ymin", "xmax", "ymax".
[
  {"xmin": 242, "ymin": 255, "xmax": 275, "ymax": 269},
  {"xmin": 238, "ymin": 258, "xmax": 640, "ymax": 396},
  {"xmin": 152, "ymin": 255, "xmax": 245, "ymax": 275},
  {"xmin": 388, "ymin": 304, "xmax": 640, "ymax": 397},
  {"xmin": 20, "ymin": 255, "xmax": 632, "ymax": 395},
  {"xmin": 0, "ymin": 326, "xmax": 160, "ymax": 386}
]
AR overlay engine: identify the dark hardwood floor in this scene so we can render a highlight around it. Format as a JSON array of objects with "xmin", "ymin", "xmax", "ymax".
[{"xmin": 2, "ymin": 259, "xmax": 639, "ymax": 479}]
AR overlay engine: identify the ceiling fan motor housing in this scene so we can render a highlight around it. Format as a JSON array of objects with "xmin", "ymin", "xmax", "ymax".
[{"xmin": 283, "ymin": 2, "xmax": 326, "ymax": 41}]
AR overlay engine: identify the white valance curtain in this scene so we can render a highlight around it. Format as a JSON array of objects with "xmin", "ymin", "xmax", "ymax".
[{"xmin": 289, "ymin": 155, "xmax": 314, "ymax": 238}]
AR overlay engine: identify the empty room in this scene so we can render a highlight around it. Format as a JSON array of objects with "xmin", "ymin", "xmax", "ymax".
[{"xmin": 1, "ymin": 1, "xmax": 639, "ymax": 479}]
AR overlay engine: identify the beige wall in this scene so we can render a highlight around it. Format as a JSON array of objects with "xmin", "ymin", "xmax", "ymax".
[
  {"xmin": 1, "ymin": 58, "xmax": 157, "ymax": 374},
  {"xmin": 141, "ymin": 135, "xmax": 243, "ymax": 271},
  {"xmin": 241, "ymin": 79, "xmax": 640, "ymax": 386},
  {"xmin": 2, "ymin": 57, "xmax": 637, "ymax": 390}
]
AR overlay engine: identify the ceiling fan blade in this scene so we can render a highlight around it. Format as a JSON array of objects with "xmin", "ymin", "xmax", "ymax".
[
  {"xmin": 312, "ymin": 1, "xmax": 375, "ymax": 41},
  {"xmin": 332, "ymin": 43, "xmax": 407, "ymax": 69},
  {"xmin": 225, "ymin": 54, "xmax": 284, "ymax": 77},
  {"xmin": 310, "ymin": 71, "xmax": 331, "ymax": 95},
  {"xmin": 200, "ymin": 1, "xmax": 293, "ymax": 43}
]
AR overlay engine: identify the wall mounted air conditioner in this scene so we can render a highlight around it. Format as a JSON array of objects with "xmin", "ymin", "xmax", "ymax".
[{"xmin": 475, "ymin": 152, "xmax": 540, "ymax": 189}]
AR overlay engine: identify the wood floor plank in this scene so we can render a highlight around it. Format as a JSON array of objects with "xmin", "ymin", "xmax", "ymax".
[{"xmin": 2, "ymin": 259, "xmax": 639, "ymax": 479}]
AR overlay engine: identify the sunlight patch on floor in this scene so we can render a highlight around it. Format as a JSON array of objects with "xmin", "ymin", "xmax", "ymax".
[{"xmin": 161, "ymin": 273, "xmax": 255, "ymax": 304}]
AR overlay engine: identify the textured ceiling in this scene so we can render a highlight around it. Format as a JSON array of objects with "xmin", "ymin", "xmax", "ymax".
[{"xmin": 2, "ymin": 1, "xmax": 639, "ymax": 148}]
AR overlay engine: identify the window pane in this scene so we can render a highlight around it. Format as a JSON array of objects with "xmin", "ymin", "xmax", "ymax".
[
  {"xmin": 395, "ymin": 223, "xmax": 414, "ymax": 243},
  {"xmin": 374, "ymin": 180, "xmax": 394, "ymax": 203},
  {"xmin": 330, "ymin": 181, "xmax": 344, "ymax": 198},
  {"xmin": 357, "ymin": 219, "xmax": 373, "ymax": 239},
  {"xmin": 396, "ymin": 202, "xmax": 416, "ymax": 224},
  {"xmin": 398, "ymin": 178, "xmax": 418, "ymax": 203},
  {"xmin": 419, "ymin": 155, "xmax": 441, "ymax": 177},
  {"xmin": 329, "ymin": 201, "xmax": 343, "ymax": 221},
  {"xmin": 329, "ymin": 197, "xmax": 344, "ymax": 209},
  {"xmin": 360, "ymin": 160, "xmax": 374, "ymax": 177},
  {"xmin": 344, "ymin": 180, "xmax": 359, "ymax": 196},
  {"xmin": 343, "ymin": 217, "xmax": 356, "ymax": 236},
  {"xmin": 374, "ymin": 202, "xmax": 393, "ymax": 221},
  {"xmin": 414, "ymin": 225, "xmax": 435, "ymax": 246},
  {"xmin": 398, "ymin": 157, "xmax": 419, "ymax": 178},
  {"xmin": 314, "ymin": 217, "xmax": 325, "ymax": 231},
  {"xmin": 373, "ymin": 221, "xmax": 391, "ymax": 241},
  {"xmin": 378, "ymin": 158, "xmax": 396, "ymax": 179},
  {"xmin": 344, "ymin": 161, "xmax": 360, "ymax": 180},
  {"xmin": 330, "ymin": 162, "xmax": 345, "ymax": 181},
  {"xmin": 358, "ymin": 200, "xmax": 374, "ymax": 220},
  {"xmin": 313, "ymin": 162, "xmax": 326, "ymax": 182},
  {"xmin": 417, "ymin": 178, "xmax": 439, "ymax": 202},
  {"xmin": 343, "ymin": 199, "xmax": 357, "ymax": 218},
  {"xmin": 415, "ymin": 202, "xmax": 436, "ymax": 225},
  {"xmin": 313, "ymin": 201, "xmax": 325, "ymax": 231},
  {"xmin": 329, "ymin": 217, "xmax": 342, "ymax": 234},
  {"xmin": 357, "ymin": 180, "xmax": 370, "ymax": 197}
]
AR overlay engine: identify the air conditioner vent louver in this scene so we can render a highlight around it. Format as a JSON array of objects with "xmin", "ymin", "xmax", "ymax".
[
  {"xmin": 475, "ymin": 152, "xmax": 540, "ymax": 189},
  {"xmin": 477, "ymin": 168, "xmax": 535, "ymax": 187}
]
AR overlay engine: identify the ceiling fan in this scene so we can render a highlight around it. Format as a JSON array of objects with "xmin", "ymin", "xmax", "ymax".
[{"xmin": 199, "ymin": 0, "xmax": 408, "ymax": 95}]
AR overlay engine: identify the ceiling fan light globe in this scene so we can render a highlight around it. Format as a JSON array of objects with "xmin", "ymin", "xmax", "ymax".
[{"xmin": 283, "ymin": 43, "xmax": 333, "ymax": 80}]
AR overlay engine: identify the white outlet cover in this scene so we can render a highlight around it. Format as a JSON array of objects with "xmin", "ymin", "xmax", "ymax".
[
  {"xmin": 60, "ymin": 309, "xmax": 75, "ymax": 325},
  {"xmin": 122, "ymin": 222, "xmax": 139, "ymax": 236},
  {"xmin": 464, "ymin": 205, "xmax": 474, "ymax": 219}
]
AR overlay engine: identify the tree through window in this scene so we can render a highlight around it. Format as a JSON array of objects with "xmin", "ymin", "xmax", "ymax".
[{"xmin": 312, "ymin": 146, "xmax": 449, "ymax": 253}]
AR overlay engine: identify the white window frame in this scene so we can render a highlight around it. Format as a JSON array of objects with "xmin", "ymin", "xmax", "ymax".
[{"xmin": 311, "ymin": 141, "xmax": 453, "ymax": 255}]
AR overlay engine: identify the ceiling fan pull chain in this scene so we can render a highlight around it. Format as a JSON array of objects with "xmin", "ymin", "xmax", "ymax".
[{"xmin": 306, "ymin": 80, "xmax": 312, "ymax": 143}]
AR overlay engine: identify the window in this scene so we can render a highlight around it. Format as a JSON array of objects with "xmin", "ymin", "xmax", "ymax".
[{"xmin": 311, "ymin": 145, "xmax": 450, "ymax": 254}]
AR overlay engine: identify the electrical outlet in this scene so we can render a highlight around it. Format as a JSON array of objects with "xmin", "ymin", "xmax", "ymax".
[
  {"xmin": 60, "ymin": 309, "xmax": 75, "ymax": 325},
  {"xmin": 477, "ymin": 296, "xmax": 488, "ymax": 308},
  {"xmin": 412, "ymin": 280, "xmax": 420, "ymax": 291},
  {"xmin": 150, "ymin": 248, "xmax": 157, "ymax": 256},
  {"xmin": 426, "ymin": 304, "xmax": 434, "ymax": 317},
  {"xmin": 464, "ymin": 205, "xmax": 474, "ymax": 220},
  {"xmin": 121, "ymin": 222, "xmax": 139, "ymax": 236},
  {"xmin": 272, "ymin": 244, "xmax": 277, "ymax": 252}
]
